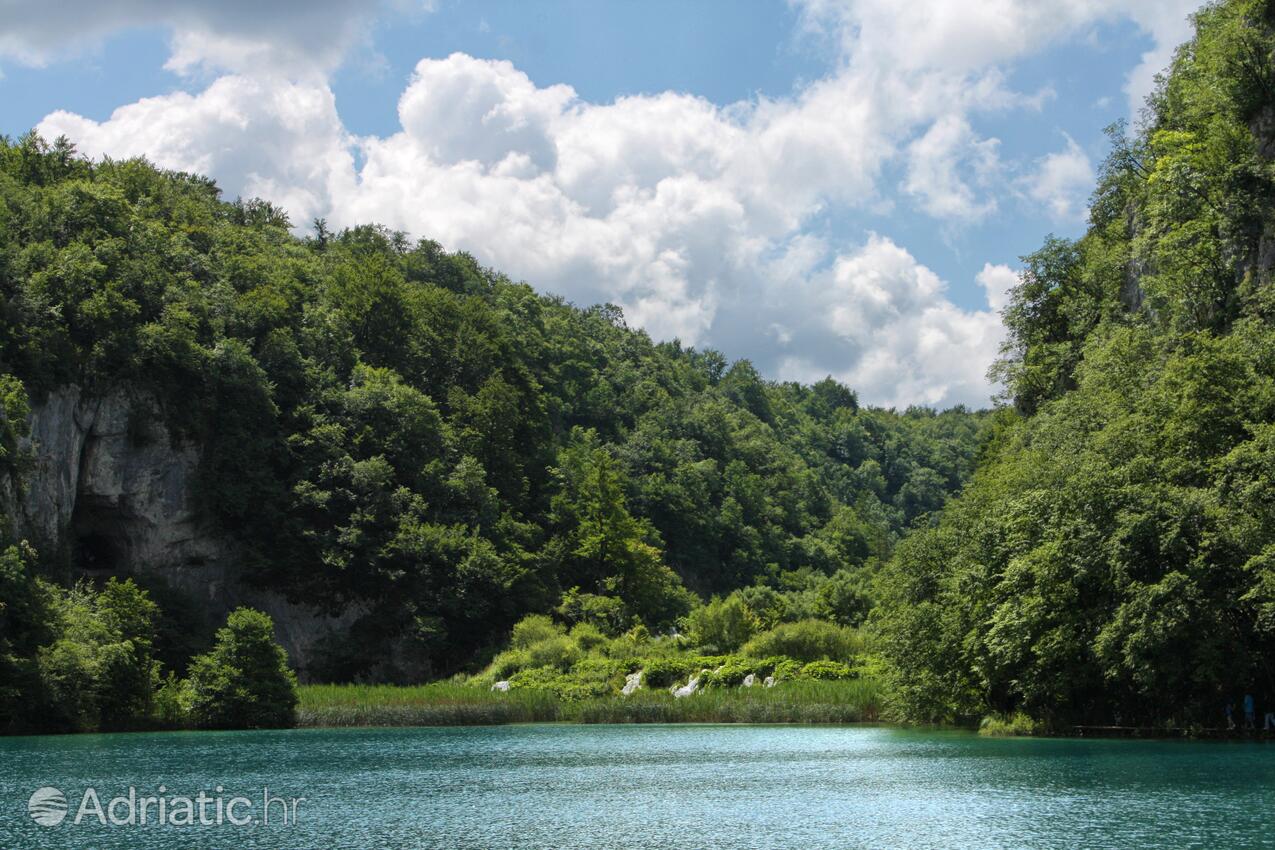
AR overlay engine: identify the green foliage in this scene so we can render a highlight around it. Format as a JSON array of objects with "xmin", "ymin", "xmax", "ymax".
[
  {"xmin": 742, "ymin": 619, "xmax": 863, "ymax": 663},
  {"xmin": 186, "ymin": 608, "xmax": 298, "ymax": 729},
  {"xmin": 685, "ymin": 594, "xmax": 756, "ymax": 652},
  {"xmin": 814, "ymin": 569, "xmax": 875, "ymax": 627},
  {"xmin": 510, "ymin": 614, "xmax": 562, "ymax": 648},
  {"xmin": 877, "ymin": 1, "xmax": 1275, "ymax": 727},
  {"xmin": 978, "ymin": 712, "xmax": 1043, "ymax": 737},
  {"xmin": 35, "ymin": 578, "xmax": 161, "ymax": 733},
  {"xmin": 799, "ymin": 660, "xmax": 854, "ymax": 681}
]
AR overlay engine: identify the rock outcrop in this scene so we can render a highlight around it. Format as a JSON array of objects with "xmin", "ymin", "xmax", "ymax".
[
  {"xmin": 672, "ymin": 674, "xmax": 701, "ymax": 698},
  {"xmin": 3, "ymin": 385, "xmax": 361, "ymax": 681},
  {"xmin": 621, "ymin": 671, "xmax": 643, "ymax": 696}
]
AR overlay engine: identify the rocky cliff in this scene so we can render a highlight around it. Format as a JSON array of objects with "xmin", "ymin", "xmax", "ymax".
[{"xmin": 3, "ymin": 385, "xmax": 359, "ymax": 680}]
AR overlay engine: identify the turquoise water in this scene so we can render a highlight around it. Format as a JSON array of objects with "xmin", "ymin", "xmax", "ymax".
[{"xmin": 0, "ymin": 724, "xmax": 1271, "ymax": 849}]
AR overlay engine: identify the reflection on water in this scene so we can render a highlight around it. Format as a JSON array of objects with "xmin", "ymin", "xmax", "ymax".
[{"xmin": 1, "ymin": 724, "xmax": 1271, "ymax": 849}]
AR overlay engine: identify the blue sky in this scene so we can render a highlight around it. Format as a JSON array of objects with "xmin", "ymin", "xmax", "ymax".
[{"xmin": 0, "ymin": 0, "xmax": 1203, "ymax": 407}]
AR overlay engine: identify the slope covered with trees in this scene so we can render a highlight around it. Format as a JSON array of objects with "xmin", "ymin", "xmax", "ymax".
[
  {"xmin": 0, "ymin": 127, "xmax": 985, "ymax": 727},
  {"xmin": 875, "ymin": 0, "xmax": 1275, "ymax": 728}
]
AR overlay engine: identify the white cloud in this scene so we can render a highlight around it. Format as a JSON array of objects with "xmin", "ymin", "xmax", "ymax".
[
  {"xmin": 0, "ymin": 0, "xmax": 386, "ymax": 76},
  {"xmin": 39, "ymin": 76, "xmax": 355, "ymax": 227},
  {"xmin": 31, "ymin": 1, "xmax": 1207, "ymax": 407},
  {"xmin": 779, "ymin": 236, "xmax": 1007, "ymax": 408},
  {"xmin": 1023, "ymin": 135, "xmax": 1095, "ymax": 222},
  {"xmin": 903, "ymin": 115, "xmax": 1000, "ymax": 222},
  {"xmin": 977, "ymin": 263, "xmax": 1020, "ymax": 315}
]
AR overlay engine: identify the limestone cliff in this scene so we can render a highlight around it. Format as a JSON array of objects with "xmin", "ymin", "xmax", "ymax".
[{"xmin": 3, "ymin": 385, "xmax": 359, "ymax": 681}]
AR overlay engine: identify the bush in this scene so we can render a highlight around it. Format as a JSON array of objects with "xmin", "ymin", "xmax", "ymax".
[
  {"xmin": 771, "ymin": 659, "xmax": 803, "ymax": 681},
  {"xmin": 703, "ymin": 656, "xmax": 756, "ymax": 687},
  {"xmin": 641, "ymin": 655, "xmax": 726, "ymax": 688},
  {"xmin": 569, "ymin": 622, "xmax": 608, "ymax": 653},
  {"xmin": 524, "ymin": 635, "xmax": 581, "ymax": 671},
  {"xmin": 186, "ymin": 608, "xmax": 298, "ymax": 729},
  {"xmin": 510, "ymin": 614, "xmax": 562, "ymax": 648},
  {"xmin": 685, "ymin": 594, "xmax": 755, "ymax": 652},
  {"xmin": 979, "ymin": 712, "xmax": 1042, "ymax": 737},
  {"xmin": 800, "ymin": 660, "xmax": 853, "ymax": 681},
  {"xmin": 742, "ymin": 619, "xmax": 862, "ymax": 663}
]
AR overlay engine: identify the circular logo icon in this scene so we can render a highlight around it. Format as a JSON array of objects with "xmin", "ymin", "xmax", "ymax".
[{"xmin": 28, "ymin": 787, "xmax": 68, "ymax": 827}]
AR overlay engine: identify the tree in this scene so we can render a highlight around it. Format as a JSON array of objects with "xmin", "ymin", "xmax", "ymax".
[{"xmin": 186, "ymin": 608, "xmax": 298, "ymax": 729}]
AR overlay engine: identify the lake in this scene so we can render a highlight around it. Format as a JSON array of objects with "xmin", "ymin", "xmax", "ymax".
[{"xmin": 1, "ymin": 724, "xmax": 1271, "ymax": 848}]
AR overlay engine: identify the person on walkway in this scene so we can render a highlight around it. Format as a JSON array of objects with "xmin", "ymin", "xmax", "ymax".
[
  {"xmin": 1244, "ymin": 693, "xmax": 1256, "ymax": 730},
  {"xmin": 1265, "ymin": 709, "xmax": 1275, "ymax": 731},
  {"xmin": 1226, "ymin": 700, "xmax": 1236, "ymax": 730}
]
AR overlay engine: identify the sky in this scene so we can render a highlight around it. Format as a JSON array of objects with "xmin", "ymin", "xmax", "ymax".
[{"xmin": 0, "ymin": 0, "xmax": 1205, "ymax": 408}]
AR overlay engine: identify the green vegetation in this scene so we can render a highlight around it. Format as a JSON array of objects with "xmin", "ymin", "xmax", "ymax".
[
  {"xmin": 5, "ymin": 0, "xmax": 1275, "ymax": 738},
  {"xmin": 298, "ymin": 679, "xmax": 881, "ymax": 727},
  {"xmin": 874, "ymin": 0, "xmax": 1275, "ymax": 730},
  {"xmin": 0, "ymin": 553, "xmax": 295, "ymax": 733},
  {"xmin": 0, "ymin": 102, "xmax": 982, "ymax": 732},
  {"xmin": 186, "ymin": 607, "xmax": 299, "ymax": 729}
]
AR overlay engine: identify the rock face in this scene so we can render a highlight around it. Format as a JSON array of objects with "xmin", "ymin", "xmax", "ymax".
[
  {"xmin": 621, "ymin": 671, "xmax": 643, "ymax": 696},
  {"xmin": 742, "ymin": 673, "xmax": 756, "ymax": 688},
  {"xmin": 491, "ymin": 680, "xmax": 511, "ymax": 693},
  {"xmin": 3, "ymin": 385, "xmax": 361, "ymax": 681}
]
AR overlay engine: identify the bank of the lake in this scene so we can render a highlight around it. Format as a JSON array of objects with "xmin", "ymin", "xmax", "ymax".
[
  {"xmin": 4, "ymin": 724, "xmax": 1274, "ymax": 849},
  {"xmin": 297, "ymin": 679, "xmax": 883, "ymax": 727}
]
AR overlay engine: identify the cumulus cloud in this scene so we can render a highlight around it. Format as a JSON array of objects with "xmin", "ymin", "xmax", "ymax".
[
  {"xmin": 903, "ymin": 115, "xmax": 1001, "ymax": 222},
  {"xmin": 1023, "ymin": 135, "xmax": 1095, "ymax": 222},
  {"xmin": 30, "ymin": 0, "xmax": 1207, "ymax": 407}
]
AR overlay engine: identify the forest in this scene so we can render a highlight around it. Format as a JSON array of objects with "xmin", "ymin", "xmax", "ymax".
[
  {"xmin": 2, "ymin": 0, "xmax": 1274, "ymax": 735},
  {"xmin": 0, "ymin": 119, "xmax": 983, "ymax": 732}
]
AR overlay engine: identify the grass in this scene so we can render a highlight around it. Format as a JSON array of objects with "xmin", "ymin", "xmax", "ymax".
[{"xmin": 298, "ymin": 677, "xmax": 883, "ymax": 728}]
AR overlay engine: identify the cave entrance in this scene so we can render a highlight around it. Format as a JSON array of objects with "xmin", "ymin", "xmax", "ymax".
[
  {"xmin": 74, "ymin": 531, "xmax": 126, "ymax": 573},
  {"xmin": 70, "ymin": 498, "xmax": 133, "ymax": 576}
]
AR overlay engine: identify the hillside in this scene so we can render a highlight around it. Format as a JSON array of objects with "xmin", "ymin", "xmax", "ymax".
[
  {"xmin": 0, "ymin": 134, "xmax": 985, "ymax": 730},
  {"xmin": 874, "ymin": 0, "xmax": 1275, "ymax": 727}
]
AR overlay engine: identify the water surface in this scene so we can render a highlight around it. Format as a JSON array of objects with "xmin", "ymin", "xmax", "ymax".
[{"xmin": 1, "ymin": 724, "xmax": 1271, "ymax": 849}]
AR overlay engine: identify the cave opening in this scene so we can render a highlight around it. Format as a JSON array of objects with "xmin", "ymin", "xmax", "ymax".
[{"xmin": 70, "ymin": 498, "xmax": 133, "ymax": 576}]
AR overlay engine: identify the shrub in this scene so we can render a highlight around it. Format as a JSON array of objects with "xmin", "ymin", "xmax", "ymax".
[
  {"xmin": 771, "ymin": 659, "xmax": 803, "ymax": 681},
  {"xmin": 979, "ymin": 712, "xmax": 1042, "ymax": 737},
  {"xmin": 703, "ymin": 656, "xmax": 756, "ymax": 687},
  {"xmin": 569, "ymin": 622, "xmax": 608, "ymax": 653},
  {"xmin": 510, "ymin": 614, "xmax": 563, "ymax": 648},
  {"xmin": 486, "ymin": 648, "xmax": 531, "ymax": 680},
  {"xmin": 524, "ymin": 635, "xmax": 582, "ymax": 671},
  {"xmin": 186, "ymin": 608, "xmax": 298, "ymax": 729},
  {"xmin": 800, "ymin": 660, "xmax": 853, "ymax": 681},
  {"xmin": 742, "ymin": 619, "xmax": 862, "ymax": 662},
  {"xmin": 641, "ymin": 655, "xmax": 726, "ymax": 688},
  {"xmin": 685, "ymin": 594, "xmax": 755, "ymax": 652}
]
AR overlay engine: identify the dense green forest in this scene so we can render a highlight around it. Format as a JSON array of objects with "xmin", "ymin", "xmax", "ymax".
[
  {"xmin": 0, "ymin": 120, "xmax": 984, "ymax": 730},
  {"xmin": 5, "ymin": 0, "xmax": 1272, "ymax": 737},
  {"xmin": 874, "ymin": 0, "xmax": 1275, "ymax": 727}
]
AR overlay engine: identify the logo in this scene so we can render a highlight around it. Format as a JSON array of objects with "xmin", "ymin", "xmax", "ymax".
[{"xmin": 28, "ymin": 786, "xmax": 68, "ymax": 827}]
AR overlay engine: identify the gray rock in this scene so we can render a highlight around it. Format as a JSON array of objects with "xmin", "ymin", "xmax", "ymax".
[
  {"xmin": 491, "ymin": 680, "xmax": 511, "ymax": 692},
  {"xmin": 764, "ymin": 675, "xmax": 776, "ymax": 688},
  {"xmin": 672, "ymin": 674, "xmax": 701, "ymax": 698},
  {"xmin": 622, "ymin": 671, "xmax": 643, "ymax": 696},
  {"xmin": 2, "ymin": 385, "xmax": 375, "ymax": 682},
  {"xmin": 742, "ymin": 673, "xmax": 757, "ymax": 688}
]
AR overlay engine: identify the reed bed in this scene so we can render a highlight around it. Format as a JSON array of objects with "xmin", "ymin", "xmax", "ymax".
[{"xmin": 298, "ymin": 677, "xmax": 881, "ymax": 728}]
